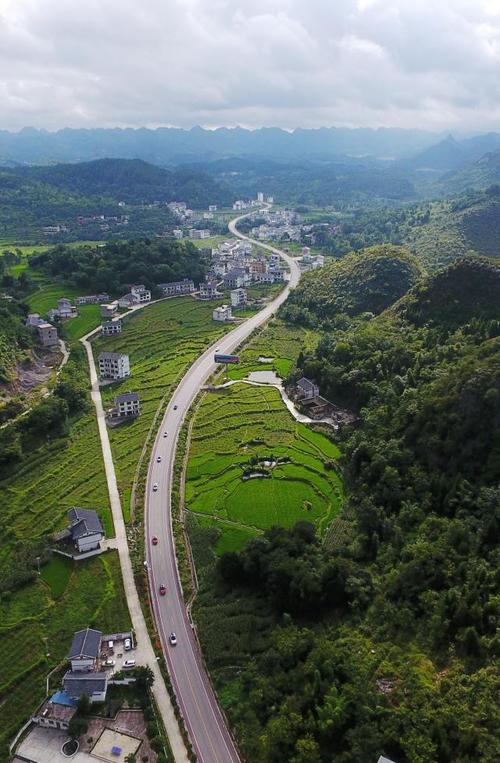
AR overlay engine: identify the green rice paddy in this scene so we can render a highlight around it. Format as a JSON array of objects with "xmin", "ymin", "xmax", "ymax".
[{"xmin": 186, "ymin": 385, "xmax": 343, "ymax": 554}]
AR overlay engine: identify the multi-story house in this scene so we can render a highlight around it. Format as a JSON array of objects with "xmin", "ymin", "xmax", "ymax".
[{"xmin": 98, "ymin": 352, "xmax": 130, "ymax": 380}]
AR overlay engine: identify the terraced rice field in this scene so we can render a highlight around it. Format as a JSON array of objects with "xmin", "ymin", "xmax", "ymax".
[
  {"xmin": 0, "ymin": 552, "xmax": 130, "ymax": 756},
  {"xmin": 94, "ymin": 297, "xmax": 236, "ymax": 519},
  {"xmin": 0, "ymin": 411, "xmax": 110, "ymax": 581},
  {"xmin": 186, "ymin": 384, "xmax": 343, "ymax": 554}
]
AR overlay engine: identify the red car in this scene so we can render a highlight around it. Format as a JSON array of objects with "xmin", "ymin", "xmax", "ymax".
[
  {"xmin": 159, "ymin": 584, "xmax": 166, "ymax": 596},
  {"xmin": 152, "ymin": 536, "xmax": 158, "ymax": 546}
]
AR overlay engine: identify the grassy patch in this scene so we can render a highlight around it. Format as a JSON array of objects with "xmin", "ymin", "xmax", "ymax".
[
  {"xmin": 0, "ymin": 551, "xmax": 130, "ymax": 756},
  {"xmin": 40, "ymin": 555, "xmax": 73, "ymax": 599}
]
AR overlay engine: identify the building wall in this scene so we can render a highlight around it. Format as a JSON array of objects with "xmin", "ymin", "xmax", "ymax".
[
  {"xmin": 70, "ymin": 656, "xmax": 95, "ymax": 672},
  {"xmin": 76, "ymin": 533, "xmax": 102, "ymax": 553}
]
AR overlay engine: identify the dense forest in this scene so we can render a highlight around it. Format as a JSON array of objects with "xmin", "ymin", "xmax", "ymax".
[
  {"xmin": 28, "ymin": 238, "xmax": 208, "ymax": 295},
  {"xmin": 191, "ymin": 255, "xmax": 500, "ymax": 763}
]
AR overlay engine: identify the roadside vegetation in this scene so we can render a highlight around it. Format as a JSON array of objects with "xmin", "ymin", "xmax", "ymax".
[{"xmin": 0, "ymin": 552, "xmax": 130, "ymax": 761}]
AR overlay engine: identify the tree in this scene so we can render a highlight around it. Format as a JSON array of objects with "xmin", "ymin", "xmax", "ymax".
[
  {"xmin": 68, "ymin": 716, "xmax": 88, "ymax": 739},
  {"xmin": 77, "ymin": 693, "xmax": 91, "ymax": 716},
  {"xmin": 134, "ymin": 665, "xmax": 155, "ymax": 692}
]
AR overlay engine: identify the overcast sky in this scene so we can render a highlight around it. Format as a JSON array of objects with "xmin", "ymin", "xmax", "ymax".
[{"xmin": 1, "ymin": 0, "xmax": 500, "ymax": 132}]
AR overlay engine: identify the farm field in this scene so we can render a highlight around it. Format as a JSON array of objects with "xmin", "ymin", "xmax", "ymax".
[
  {"xmin": 226, "ymin": 318, "xmax": 318, "ymax": 380},
  {"xmin": 94, "ymin": 296, "xmax": 238, "ymax": 519},
  {"xmin": 0, "ymin": 408, "xmax": 111, "ymax": 581},
  {"xmin": 186, "ymin": 384, "xmax": 343, "ymax": 554},
  {"xmin": 0, "ymin": 552, "xmax": 130, "ymax": 758}
]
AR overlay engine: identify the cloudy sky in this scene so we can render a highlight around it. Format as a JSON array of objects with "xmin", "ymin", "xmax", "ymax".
[{"xmin": 1, "ymin": 0, "xmax": 500, "ymax": 132}]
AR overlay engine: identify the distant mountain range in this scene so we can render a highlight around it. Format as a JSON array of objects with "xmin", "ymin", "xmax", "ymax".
[
  {"xmin": 403, "ymin": 133, "xmax": 500, "ymax": 172},
  {"xmin": 0, "ymin": 126, "xmax": 443, "ymax": 165}
]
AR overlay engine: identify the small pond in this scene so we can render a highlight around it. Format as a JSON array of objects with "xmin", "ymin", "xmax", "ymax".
[
  {"xmin": 248, "ymin": 370, "xmax": 281, "ymax": 384},
  {"xmin": 62, "ymin": 740, "xmax": 79, "ymax": 757}
]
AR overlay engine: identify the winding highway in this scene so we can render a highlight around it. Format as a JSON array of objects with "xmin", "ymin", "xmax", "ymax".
[{"xmin": 144, "ymin": 211, "xmax": 301, "ymax": 763}]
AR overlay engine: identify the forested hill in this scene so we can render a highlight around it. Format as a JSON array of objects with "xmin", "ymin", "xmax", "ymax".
[
  {"xmin": 13, "ymin": 158, "xmax": 233, "ymax": 206},
  {"xmin": 0, "ymin": 158, "xmax": 232, "ymax": 239},
  {"xmin": 281, "ymin": 244, "xmax": 424, "ymax": 327},
  {"xmin": 397, "ymin": 256, "xmax": 500, "ymax": 329},
  {"xmin": 29, "ymin": 239, "xmax": 207, "ymax": 295},
  {"xmin": 218, "ymin": 255, "xmax": 500, "ymax": 762}
]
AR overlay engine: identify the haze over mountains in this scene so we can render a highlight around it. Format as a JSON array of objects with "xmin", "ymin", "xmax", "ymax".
[{"xmin": 0, "ymin": 125, "xmax": 465, "ymax": 166}]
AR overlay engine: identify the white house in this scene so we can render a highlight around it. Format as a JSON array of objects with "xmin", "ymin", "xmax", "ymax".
[
  {"xmin": 67, "ymin": 627, "xmax": 102, "ymax": 672},
  {"xmin": 213, "ymin": 304, "xmax": 232, "ymax": 322},
  {"xmin": 199, "ymin": 280, "xmax": 221, "ymax": 300},
  {"xmin": 98, "ymin": 351, "xmax": 130, "ymax": 380},
  {"xmin": 114, "ymin": 391, "xmax": 140, "ymax": 418},
  {"xmin": 208, "ymin": 204, "xmax": 217, "ymax": 212},
  {"xmin": 158, "ymin": 278, "xmax": 195, "ymax": 297},
  {"xmin": 67, "ymin": 508, "xmax": 104, "ymax": 553},
  {"xmin": 101, "ymin": 319, "xmax": 122, "ymax": 336},
  {"xmin": 130, "ymin": 284, "xmax": 151, "ymax": 303},
  {"xmin": 63, "ymin": 671, "xmax": 108, "ymax": 704},
  {"xmin": 230, "ymin": 288, "xmax": 247, "ymax": 308}
]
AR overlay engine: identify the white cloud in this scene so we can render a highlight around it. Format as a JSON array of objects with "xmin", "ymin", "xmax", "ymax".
[{"xmin": 0, "ymin": 0, "xmax": 498, "ymax": 131}]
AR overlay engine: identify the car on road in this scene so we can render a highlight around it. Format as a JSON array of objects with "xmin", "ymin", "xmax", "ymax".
[
  {"xmin": 123, "ymin": 659, "xmax": 136, "ymax": 668},
  {"xmin": 157, "ymin": 455, "xmax": 162, "ymax": 462},
  {"xmin": 153, "ymin": 483, "xmax": 158, "ymax": 492},
  {"xmin": 163, "ymin": 431, "xmax": 168, "ymax": 437},
  {"xmin": 169, "ymin": 632, "xmax": 177, "ymax": 646},
  {"xmin": 159, "ymin": 584, "xmax": 166, "ymax": 596},
  {"xmin": 152, "ymin": 536, "xmax": 158, "ymax": 545},
  {"xmin": 173, "ymin": 404, "xmax": 178, "ymax": 410}
]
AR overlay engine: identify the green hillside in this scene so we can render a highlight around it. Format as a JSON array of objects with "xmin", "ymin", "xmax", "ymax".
[
  {"xmin": 195, "ymin": 256, "xmax": 500, "ymax": 763},
  {"xmin": 398, "ymin": 256, "xmax": 500, "ymax": 329},
  {"xmin": 282, "ymin": 244, "xmax": 424, "ymax": 326},
  {"xmin": 441, "ymin": 149, "xmax": 500, "ymax": 193}
]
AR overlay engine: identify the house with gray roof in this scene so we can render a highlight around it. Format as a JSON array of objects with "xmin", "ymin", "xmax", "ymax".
[
  {"xmin": 67, "ymin": 508, "xmax": 104, "ymax": 553},
  {"xmin": 98, "ymin": 351, "xmax": 130, "ymax": 380},
  {"xmin": 68, "ymin": 627, "xmax": 102, "ymax": 672},
  {"xmin": 107, "ymin": 392, "xmax": 140, "ymax": 423},
  {"xmin": 377, "ymin": 757, "xmax": 398, "ymax": 763},
  {"xmin": 296, "ymin": 377, "xmax": 319, "ymax": 400},
  {"xmin": 63, "ymin": 671, "xmax": 108, "ymax": 704}
]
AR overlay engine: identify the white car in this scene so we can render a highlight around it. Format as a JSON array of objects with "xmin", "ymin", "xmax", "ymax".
[
  {"xmin": 169, "ymin": 632, "xmax": 177, "ymax": 646},
  {"xmin": 153, "ymin": 483, "xmax": 158, "ymax": 492},
  {"xmin": 157, "ymin": 455, "xmax": 162, "ymax": 463},
  {"xmin": 123, "ymin": 659, "xmax": 136, "ymax": 668},
  {"xmin": 163, "ymin": 431, "xmax": 168, "ymax": 438},
  {"xmin": 104, "ymin": 658, "xmax": 115, "ymax": 667}
]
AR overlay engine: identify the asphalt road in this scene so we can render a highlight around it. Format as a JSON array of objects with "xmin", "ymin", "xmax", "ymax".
[{"xmin": 145, "ymin": 211, "xmax": 301, "ymax": 763}]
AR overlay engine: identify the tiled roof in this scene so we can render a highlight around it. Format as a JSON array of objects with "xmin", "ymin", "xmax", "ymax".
[
  {"xmin": 68, "ymin": 508, "xmax": 103, "ymax": 538},
  {"xmin": 115, "ymin": 392, "xmax": 139, "ymax": 404},
  {"xmin": 68, "ymin": 627, "xmax": 102, "ymax": 660},
  {"xmin": 63, "ymin": 671, "xmax": 107, "ymax": 699}
]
